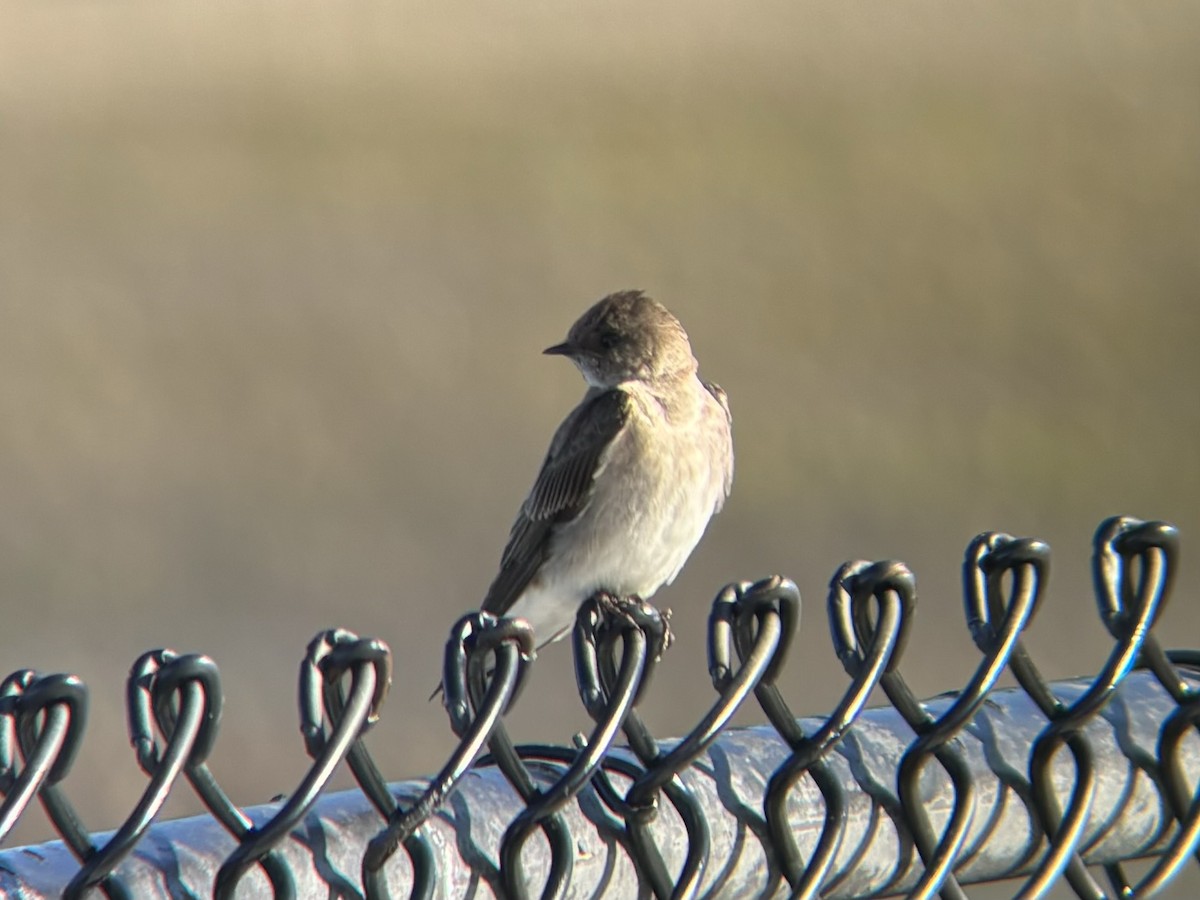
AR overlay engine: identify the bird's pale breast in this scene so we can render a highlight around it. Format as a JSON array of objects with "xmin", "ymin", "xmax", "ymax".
[{"xmin": 525, "ymin": 376, "xmax": 732, "ymax": 622}]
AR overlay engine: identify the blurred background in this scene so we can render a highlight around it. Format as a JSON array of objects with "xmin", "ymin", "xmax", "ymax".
[{"xmin": 2, "ymin": 2, "xmax": 1198, "ymax": 895}]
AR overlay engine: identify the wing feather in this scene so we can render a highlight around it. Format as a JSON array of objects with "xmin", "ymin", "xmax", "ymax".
[
  {"xmin": 703, "ymin": 380, "xmax": 734, "ymax": 502},
  {"xmin": 482, "ymin": 388, "xmax": 631, "ymax": 617}
]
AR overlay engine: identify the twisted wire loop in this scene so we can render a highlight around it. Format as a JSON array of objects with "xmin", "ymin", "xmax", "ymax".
[
  {"xmin": 572, "ymin": 595, "xmax": 716, "ymax": 900},
  {"xmin": 1, "ymin": 671, "xmax": 133, "ymax": 900},
  {"xmin": 610, "ymin": 575, "xmax": 795, "ymax": 900},
  {"xmin": 463, "ymin": 615, "xmax": 573, "ymax": 900},
  {"xmin": 4, "ymin": 513, "xmax": 1200, "ymax": 899},
  {"xmin": 1122, "ymin": 524, "xmax": 1200, "ymax": 872},
  {"xmin": 59, "ymin": 650, "xmax": 222, "ymax": 899},
  {"xmin": 362, "ymin": 613, "xmax": 535, "ymax": 900},
  {"xmin": 0, "ymin": 671, "xmax": 78, "ymax": 843},
  {"xmin": 829, "ymin": 559, "xmax": 985, "ymax": 900},
  {"xmin": 483, "ymin": 598, "xmax": 660, "ymax": 900},
  {"xmin": 974, "ymin": 557, "xmax": 1108, "ymax": 900},
  {"xmin": 1157, "ymin": 649, "xmax": 1200, "ymax": 879},
  {"xmin": 707, "ymin": 577, "xmax": 804, "ymax": 898},
  {"xmin": 129, "ymin": 650, "xmax": 298, "ymax": 899},
  {"xmin": 887, "ymin": 536, "xmax": 1047, "ymax": 900},
  {"xmin": 1091, "ymin": 518, "xmax": 1198, "ymax": 898},
  {"xmin": 958, "ymin": 534, "xmax": 1055, "ymax": 882},
  {"xmin": 1015, "ymin": 517, "xmax": 1179, "ymax": 900},
  {"xmin": 756, "ymin": 568, "xmax": 891, "ymax": 900},
  {"xmin": 214, "ymin": 628, "xmax": 392, "ymax": 900},
  {"xmin": 299, "ymin": 630, "xmax": 422, "ymax": 900}
]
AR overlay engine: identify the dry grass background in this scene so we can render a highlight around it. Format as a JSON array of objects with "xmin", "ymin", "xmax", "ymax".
[{"xmin": 1, "ymin": 2, "xmax": 1199, "ymax": 895}]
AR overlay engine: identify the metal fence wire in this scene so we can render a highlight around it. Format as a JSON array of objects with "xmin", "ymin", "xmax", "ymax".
[{"xmin": 2, "ymin": 515, "xmax": 1200, "ymax": 899}]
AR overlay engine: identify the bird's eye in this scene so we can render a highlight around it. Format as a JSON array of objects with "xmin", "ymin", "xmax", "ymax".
[{"xmin": 598, "ymin": 331, "xmax": 620, "ymax": 350}]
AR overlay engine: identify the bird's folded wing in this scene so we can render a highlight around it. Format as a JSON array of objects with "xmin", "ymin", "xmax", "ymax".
[
  {"xmin": 703, "ymin": 379, "xmax": 734, "ymax": 502},
  {"xmin": 482, "ymin": 388, "xmax": 632, "ymax": 617}
]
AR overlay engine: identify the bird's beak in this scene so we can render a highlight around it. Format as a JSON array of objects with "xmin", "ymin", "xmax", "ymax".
[{"xmin": 543, "ymin": 341, "xmax": 575, "ymax": 357}]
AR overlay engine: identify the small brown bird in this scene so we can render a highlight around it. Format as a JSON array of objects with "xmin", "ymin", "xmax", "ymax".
[{"xmin": 480, "ymin": 290, "xmax": 734, "ymax": 648}]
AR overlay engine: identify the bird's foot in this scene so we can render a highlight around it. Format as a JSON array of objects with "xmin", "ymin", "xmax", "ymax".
[
  {"xmin": 592, "ymin": 593, "xmax": 673, "ymax": 660},
  {"xmin": 661, "ymin": 606, "xmax": 674, "ymax": 653},
  {"xmin": 593, "ymin": 591, "xmax": 656, "ymax": 622},
  {"xmin": 594, "ymin": 590, "xmax": 632, "ymax": 617}
]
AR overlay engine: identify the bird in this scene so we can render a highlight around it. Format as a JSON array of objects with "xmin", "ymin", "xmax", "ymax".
[{"xmin": 479, "ymin": 289, "xmax": 734, "ymax": 654}]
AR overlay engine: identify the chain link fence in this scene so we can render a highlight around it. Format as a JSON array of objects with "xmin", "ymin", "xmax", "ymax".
[{"xmin": 1, "ymin": 515, "xmax": 1198, "ymax": 898}]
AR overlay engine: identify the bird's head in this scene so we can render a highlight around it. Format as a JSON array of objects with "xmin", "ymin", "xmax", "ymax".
[{"xmin": 544, "ymin": 290, "xmax": 697, "ymax": 388}]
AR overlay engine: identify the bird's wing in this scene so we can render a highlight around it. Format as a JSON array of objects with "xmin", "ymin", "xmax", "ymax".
[
  {"xmin": 704, "ymin": 380, "xmax": 731, "ymax": 427},
  {"xmin": 482, "ymin": 388, "xmax": 632, "ymax": 618},
  {"xmin": 703, "ymin": 380, "xmax": 735, "ymax": 502}
]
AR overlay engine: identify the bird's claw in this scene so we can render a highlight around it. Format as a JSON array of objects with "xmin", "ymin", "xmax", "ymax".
[
  {"xmin": 592, "ymin": 593, "xmax": 673, "ymax": 660},
  {"xmin": 657, "ymin": 607, "xmax": 675, "ymax": 656}
]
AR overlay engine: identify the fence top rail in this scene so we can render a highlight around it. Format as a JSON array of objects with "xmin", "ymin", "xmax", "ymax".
[{"xmin": 1, "ymin": 515, "xmax": 1197, "ymax": 900}]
